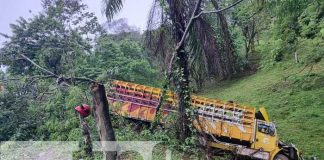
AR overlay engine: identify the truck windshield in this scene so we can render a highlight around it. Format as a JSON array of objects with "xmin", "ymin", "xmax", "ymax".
[{"xmin": 257, "ymin": 121, "xmax": 276, "ymax": 136}]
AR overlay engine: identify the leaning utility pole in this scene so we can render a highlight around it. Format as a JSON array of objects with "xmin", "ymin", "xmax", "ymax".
[{"xmin": 90, "ymin": 83, "xmax": 117, "ymax": 160}]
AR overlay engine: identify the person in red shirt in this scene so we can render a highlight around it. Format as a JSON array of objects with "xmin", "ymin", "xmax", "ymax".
[{"xmin": 75, "ymin": 104, "xmax": 91, "ymax": 117}]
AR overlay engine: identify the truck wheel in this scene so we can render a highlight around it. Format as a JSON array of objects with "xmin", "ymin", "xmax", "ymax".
[
  {"xmin": 198, "ymin": 136, "xmax": 207, "ymax": 147},
  {"xmin": 274, "ymin": 154, "xmax": 289, "ymax": 160}
]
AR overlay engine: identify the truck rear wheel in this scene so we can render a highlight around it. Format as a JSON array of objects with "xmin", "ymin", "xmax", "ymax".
[
  {"xmin": 198, "ymin": 135, "xmax": 207, "ymax": 147},
  {"xmin": 274, "ymin": 154, "xmax": 289, "ymax": 160}
]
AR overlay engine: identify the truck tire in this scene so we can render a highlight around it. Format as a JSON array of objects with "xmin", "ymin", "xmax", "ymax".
[
  {"xmin": 274, "ymin": 154, "xmax": 289, "ymax": 160},
  {"xmin": 198, "ymin": 136, "xmax": 207, "ymax": 147}
]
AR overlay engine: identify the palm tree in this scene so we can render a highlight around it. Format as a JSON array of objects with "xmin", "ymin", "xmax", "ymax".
[
  {"xmin": 104, "ymin": 0, "xmax": 240, "ymax": 142},
  {"xmin": 146, "ymin": 0, "xmax": 240, "ymax": 141},
  {"xmin": 103, "ymin": 0, "xmax": 123, "ymax": 21}
]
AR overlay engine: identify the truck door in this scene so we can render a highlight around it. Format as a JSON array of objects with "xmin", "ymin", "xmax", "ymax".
[{"xmin": 252, "ymin": 120, "xmax": 278, "ymax": 152}]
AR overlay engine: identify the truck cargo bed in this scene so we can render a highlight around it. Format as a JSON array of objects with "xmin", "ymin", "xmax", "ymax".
[{"xmin": 107, "ymin": 80, "xmax": 256, "ymax": 142}]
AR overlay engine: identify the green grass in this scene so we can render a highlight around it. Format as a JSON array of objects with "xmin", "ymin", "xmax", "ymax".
[{"xmin": 199, "ymin": 61, "xmax": 324, "ymax": 159}]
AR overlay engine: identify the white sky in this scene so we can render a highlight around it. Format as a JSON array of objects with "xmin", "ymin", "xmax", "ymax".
[{"xmin": 0, "ymin": 0, "xmax": 153, "ymax": 45}]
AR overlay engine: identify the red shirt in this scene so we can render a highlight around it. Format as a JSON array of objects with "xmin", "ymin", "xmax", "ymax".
[{"xmin": 75, "ymin": 104, "xmax": 91, "ymax": 117}]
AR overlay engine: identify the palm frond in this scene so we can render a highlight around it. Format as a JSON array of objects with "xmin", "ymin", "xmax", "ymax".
[
  {"xmin": 145, "ymin": 0, "xmax": 173, "ymax": 71},
  {"xmin": 102, "ymin": 0, "xmax": 123, "ymax": 21},
  {"xmin": 190, "ymin": 16, "xmax": 225, "ymax": 79}
]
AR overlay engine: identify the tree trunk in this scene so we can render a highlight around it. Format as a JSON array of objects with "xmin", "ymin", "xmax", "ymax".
[
  {"xmin": 177, "ymin": 50, "xmax": 191, "ymax": 141},
  {"xmin": 242, "ymin": 19, "xmax": 256, "ymax": 61},
  {"xmin": 211, "ymin": 0, "xmax": 236, "ymax": 78},
  {"xmin": 192, "ymin": 71, "xmax": 204, "ymax": 93},
  {"xmin": 90, "ymin": 82, "xmax": 117, "ymax": 160},
  {"xmin": 166, "ymin": 0, "xmax": 192, "ymax": 141},
  {"xmin": 79, "ymin": 114, "xmax": 93, "ymax": 157}
]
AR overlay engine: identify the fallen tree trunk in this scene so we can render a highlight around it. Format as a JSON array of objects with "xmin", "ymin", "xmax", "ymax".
[{"xmin": 90, "ymin": 82, "xmax": 117, "ymax": 160}]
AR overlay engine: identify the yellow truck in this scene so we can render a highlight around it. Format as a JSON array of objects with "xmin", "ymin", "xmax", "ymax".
[{"xmin": 107, "ymin": 80, "xmax": 302, "ymax": 160}]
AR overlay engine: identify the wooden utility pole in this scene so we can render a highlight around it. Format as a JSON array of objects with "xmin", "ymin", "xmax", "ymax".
[{"xmin": 90, "ymin": 82, "xmax": 117, "ymax": 160}]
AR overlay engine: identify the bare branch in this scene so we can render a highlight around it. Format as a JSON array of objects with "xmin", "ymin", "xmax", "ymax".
[
  {"xmin": 73, "ymin": 77, "xmax": 97, "ymax": 83},
  {"xmin": 28, "ymin": 75, "xmax": 56, "ymax": 79},
  {"xmin": 20, "ymin": 54, "xmax": 58, "ymax": 77},
  {"xmin": 24, "ymin": 75, "xmax": 56, "ymax": 87},
  {"xmin": 7, "ymin": 75, "xmax": 55, "ymax": 83},
  {"xmin": 20, "ymin": 54, "xmax": 97, "ymax": 85},
  {"xmin": 175, "ymin": 0, "xmax": 202, "ymax": 52},
  {"xmin": 194, "ymin": 0, "xmax": 245, "ymax": 18}
]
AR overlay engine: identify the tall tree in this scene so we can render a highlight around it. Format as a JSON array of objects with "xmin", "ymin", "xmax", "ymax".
[
  {"xmin": 146, "ymin": 0, "xmax": 240, "ymax": 87},
  {"xmin": 1, "ymin": 0, "xmax": 100, "ymax": 76},
  {"xmin": 146, "ymin": 0, "xmax": 245, "ymax": 138},
  {"xmin": 105, "ymin": 0, "xmax": 242, "ymax": 141},
  {"xmin": 166, "ymin": 0, "xmax": 203, "ymax": 141},
  {"xmin": 231, "ymin": 1, "xmax": 267, "ymax": 63},
  {"xmin": 211, "ymin": 0, "xmax": 236, "ymax": 78},
  {"xmin": 1, "ymin": 1, "xmax": 117, "ymax": 159}
]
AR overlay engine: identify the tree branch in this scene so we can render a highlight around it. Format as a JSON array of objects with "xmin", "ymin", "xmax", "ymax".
[
  {"xmin": 20, "ymin": 54, "xmax": 97, "ymax": 85},
  {"xmin": 20, "ymin": 54, "xmax": 58, "ymax": 77},
  {"xmin": 24, "ymin": 75, "xmax": 56, "ymax": 87},
  {"xmin": 175, "ymin": 0, "xmax": 202, "ymax": 52},
  {"xmin": 194, "ymin": 0, "xmax": 245, "ymax": 19}
]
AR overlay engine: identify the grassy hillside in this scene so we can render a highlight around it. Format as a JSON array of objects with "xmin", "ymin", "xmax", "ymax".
[{"xmin": 199, "ymin": 61, "xmax": 324, "ymax": 159}]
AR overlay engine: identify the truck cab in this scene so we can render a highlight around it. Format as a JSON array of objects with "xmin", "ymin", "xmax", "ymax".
[
  {"xmin": 253, "ymin": 120, "xmax": 277, "ymax": 150},
  {"xmin": 251, "ymin": 110, "xmax": 301, "ymax": 160}
]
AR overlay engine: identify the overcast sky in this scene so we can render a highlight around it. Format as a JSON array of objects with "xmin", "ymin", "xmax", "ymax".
[{"xmin": 0, "ymin": 0, "xmax": 152, "ymax": 46}]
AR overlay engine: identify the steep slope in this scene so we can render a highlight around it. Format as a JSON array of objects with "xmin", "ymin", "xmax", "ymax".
[{"xmin": 199, "ymin": 61, "xmax": 324, "ymax": 159}]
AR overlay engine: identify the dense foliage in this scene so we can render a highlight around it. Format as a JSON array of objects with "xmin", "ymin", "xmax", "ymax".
[
  {"xmin": 0, "ymin": 0, "xmax": 323, "ymax": 159},
  {"xmin": 0, "ymin": 0, "xmax": 159, "ymax": 142}
]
